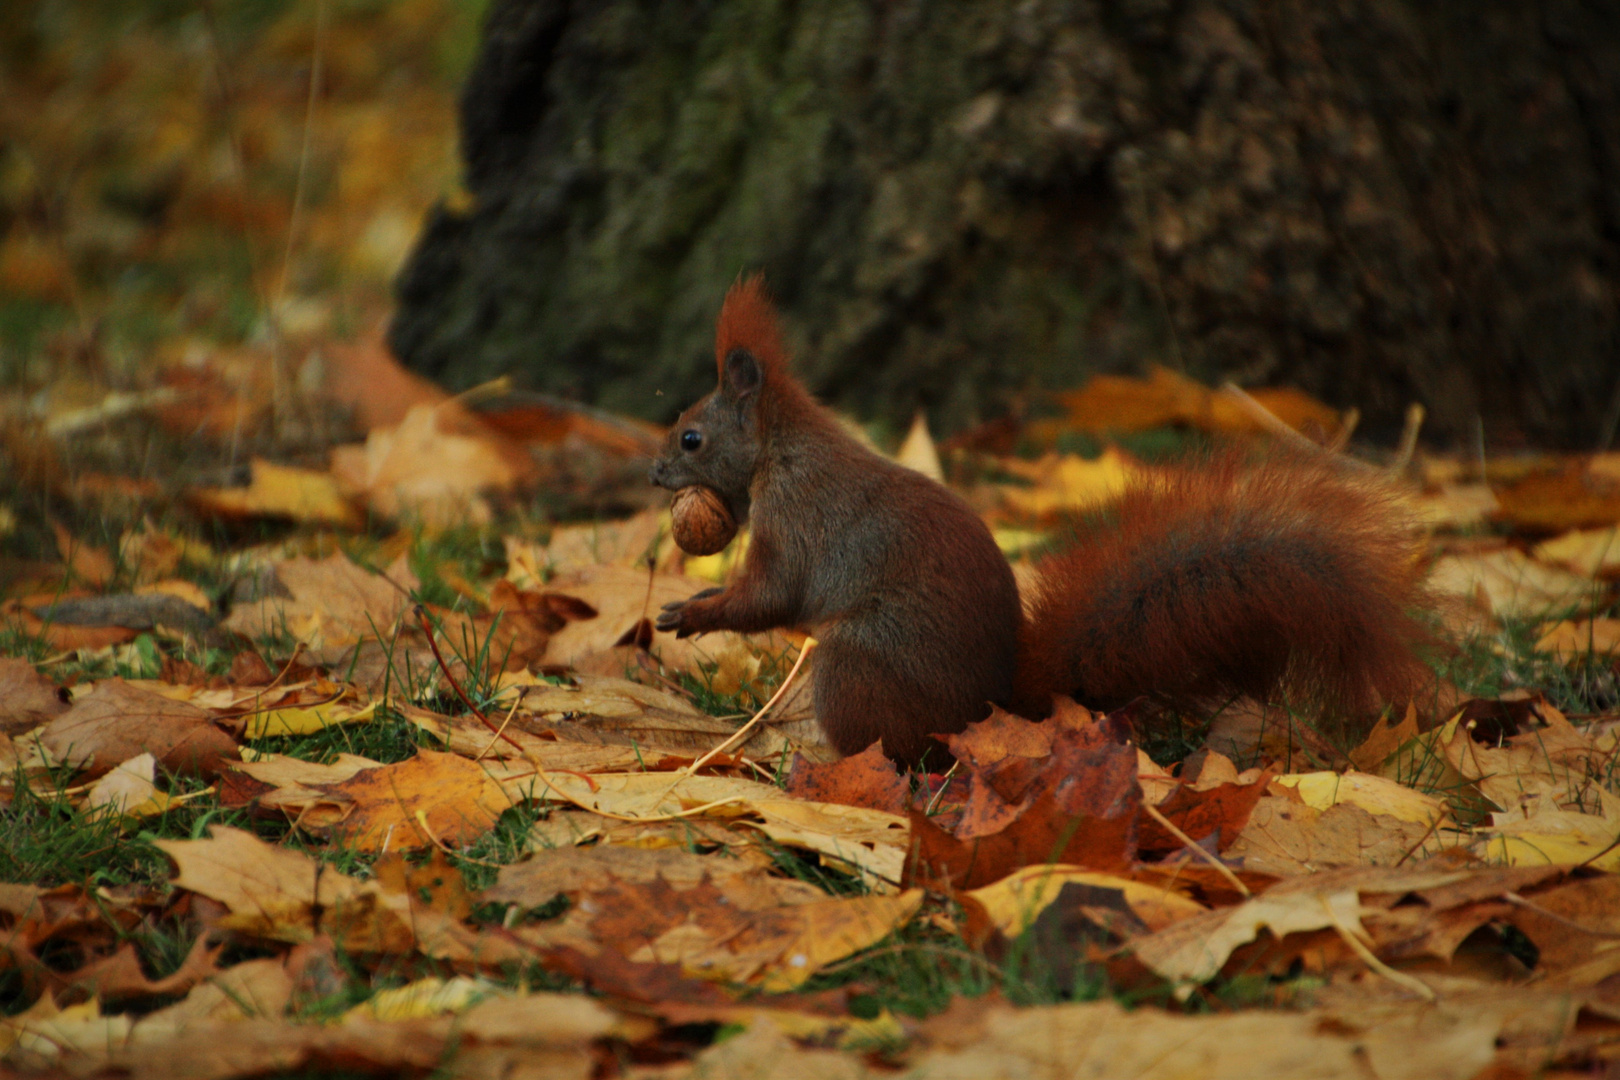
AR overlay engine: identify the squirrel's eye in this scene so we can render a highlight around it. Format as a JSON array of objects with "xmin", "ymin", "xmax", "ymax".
[{"xmin": 680, "ymin": 430, "xmax": 703, "ymax": 451}]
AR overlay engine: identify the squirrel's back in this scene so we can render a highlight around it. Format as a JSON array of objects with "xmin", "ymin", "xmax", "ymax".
[{"xmin": 1010, "ymin": 452, "xmax": 1433, "ymax": 727}]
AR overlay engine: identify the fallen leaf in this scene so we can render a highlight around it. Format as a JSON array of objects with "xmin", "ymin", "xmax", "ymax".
[
  {"xmin": 0, "ymin": 658, "xmax": 67, "ymax": 735},
  {"xmin": 37, "ymin": 679, "xmax": 235, "ymax": 778},
  {"xmin": 1533, "ymin": 525, "xmax": 1620, "ymax": 579},
  {"xmin": 1136, "ymin": 767, "xmax": 1271, "ymax": 855},
  {"xmin": 1534, "ymin": 617, "xmax": 1620, "ymax": 660},
  {"xmin": 1271, "ymin": 770, "xmax": 1450, "ymax": 827},
  {"xmin": 518, "ymin": 672, "xmax": 828, "ymax": 763},
  {"xmin": 1348, "ymin": 704, "xmax": 1422, "ymax": 773},
  {"xmin": 191, "ymin": 458, "xmax": 362, "ymax": 528},
  {"xmin": 52, "ymin": 523, "xmax": 114, "ymax": 586},
  {"xmin": 1224, "ymin": 798, "xmax": 1446, "ymax": 874},
  {"xmin": 309, "ymin": 749, "xmax": 515, "ymax": 852},
  {"xmin": 785, "ymin": 742, "xmax": 908, "ymax": 814},
  {"xmin": 240, "ymin": 700, "xmax": 376, "ymax": 739},
  {"xmin": 1130, "ymin": 867, "xmax": 1451, "ymax": 984},
  {"xmin": 221, "ymin": 553, "xmax": 418, "ymax": 664},
  {"xmin": 1429, "ymin": 547, "xmax": 1599, "ymax": 620},
  {"xmin": 1493, "ymin": 464, "xmax": 1620, "ymax": 533},
  {"xmin": 961, "ymin": 863, "xmax": 1206, "ymax": 939},
  {"xmin": 84, "ymin": 753, "xmax": 177, "ymax": 819},
  {"xmin": 330, "ymin": 401, "xmax": 535, "ymax": 526},
  {"xmin": 999, "ymin": 448, "xmax": 1137, "ymax": 521},
  {"xmin": 901, "ymin": 994, "xmax": 1507, "ymax": 1080},
  {"xmin": 896, "ymin": 411, "xmax": 943, "ymax": 481},
  {"xmin": 487, "ymin": 846, "xmax": 821, "ymax": 913}
]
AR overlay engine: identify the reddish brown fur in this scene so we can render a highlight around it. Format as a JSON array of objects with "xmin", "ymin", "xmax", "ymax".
[
  {"xmin": 1010, "ymin": 453, "xmax": 1434, "ymax": 727},
  {"xmin": 715, "ymin": 276, "xmax": 790, "ymax": 380},
  {"xmin": 656, "ymin": 279, "xmax": 1435, "ymax": 764}
]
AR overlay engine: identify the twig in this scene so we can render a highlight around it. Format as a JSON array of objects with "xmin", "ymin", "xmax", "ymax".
[
  {"xmin": 685, "ymin": 638, "xmax": 818, "ymax": 774},
  {"xmin": 413, "ymin": 809, "xmax": 502, "ymax": 867},
  {"xmin": 1323, "ymin": 897, "xmax": 1436, "ymax": 1001},
  {"xmin": 1142, "ymin": 801, "xmax": 1250, "ymax": 898},
  {"xmin": 1392, "ymin": 813, "xmax": 1445, "ymax": 867},
  {"xmin": 1219, "ymin": 383, "xmax": 1370, "ymax": 471},
  {"xmin": 1575, "ymin": 828, "xmax": 1620, "ymax": 870},
  {"xmin": 475, "ymin": 692, "xmax": 524, "ymax": 762},
  {"xmin": 924, "ymin": 760, "xmax": 962, "ymax": 816},
  {"xmin": 1325, "ymin": 407, "xmax": 1360, "ymax": 454},
  {"xmin": 1389, "ymin": 403, "xmax": 1425, "ymax": 475}
]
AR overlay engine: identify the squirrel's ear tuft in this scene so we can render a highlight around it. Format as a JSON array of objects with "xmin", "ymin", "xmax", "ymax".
[{"xmin": 715, "ymin": 273, "xmax": 787, "ymax": 381}]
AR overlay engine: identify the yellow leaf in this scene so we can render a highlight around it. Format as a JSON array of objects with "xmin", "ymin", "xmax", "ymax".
[
  {"xmin": 755, "ymin": 890, "xmax": 924, "ymax": 991},
  {"xmin": 192, "ymin": 458, "xmax": 362, "ymax": 528},
  {"xmin": 241, "ymin": 700, "xmax": 377, "ymax": 739},
  {"xmin": 1534, "ymin": 618, "xmax": 1620, "ymax": 660},
  {"xmin": 965, "ymin": 864, "xmax": 1205, "ymax": 938},
  {"xmin": 343, "ymin": 976, "xmax": 492, "ymax": 1022},
  {"xmin": 895, "ymin": 411, "xmax": 943, "ymax": 481},
  {"xmin": 1272, "ymin": 771, "xmax": 1450, "ymax": 826}
]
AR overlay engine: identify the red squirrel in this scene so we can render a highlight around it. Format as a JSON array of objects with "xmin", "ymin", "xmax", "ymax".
[{"xmin": 650, "ymin": 276, "xmax": 1432, "ymax": 763}]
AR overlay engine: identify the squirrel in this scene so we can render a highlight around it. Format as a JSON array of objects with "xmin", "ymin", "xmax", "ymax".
[{"xmin": 649, "ymin": 276, "xmax": 1433, "ymax": 764}]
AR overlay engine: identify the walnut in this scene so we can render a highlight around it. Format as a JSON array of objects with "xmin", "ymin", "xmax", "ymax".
[{"xmin": 671, "ymin": 485, "xmax": 738, "ymax": 556}]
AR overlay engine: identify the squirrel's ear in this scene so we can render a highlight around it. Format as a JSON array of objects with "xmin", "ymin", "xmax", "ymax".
[{"xmin": 722, "ymin": 348, "xmax": 763, "ymax": 400}]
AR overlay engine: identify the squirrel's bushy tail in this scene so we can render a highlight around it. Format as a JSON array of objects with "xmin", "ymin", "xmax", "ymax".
[{"xmin": 1010, "ymin": 453, "xmax": 1434, "ymax": 725}]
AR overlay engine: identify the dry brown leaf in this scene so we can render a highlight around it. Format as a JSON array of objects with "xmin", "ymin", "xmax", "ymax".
[
  {"xmin": 396, "ymin": 701, "xmax": 684, "ymax": 771},
  {"xmin": 1224, "ymin": 798, "xmax": 1446, "ymax": 874},
  {"xmin": 1413, "ymin": 482, "xmax": 1500, "ymax": 530},
  {"xmin": 1436, "ymin": 706, "xmax": 1609, "ymax": 816},
  {"xmin": 1533, "ymin": 525, "xmax": 1620, "ymax": 579},
  {"xmin": 37, "ymin": 679, "xmax": 235, "ymax": 778},
  {"xmin": 308, "ymin": 749, "xmax": 516, "ymax": 852},
  {"xmin": 514, "ymin": 769, "xmax": 910, "ymax": 891},
  {"xmin": 1429, "ymin": 547, "xmax": 1600, "ymax": 620},
  {"xmin": 156, "ymin": 826, "xmax": 370, "ymax": 943},
  {"xmin": 519, "ymin": 671, "xmax": 829, "ymax": 762},
  {"xmin": 1534, "ymin": 617, "xmax": 1620, "ymax": 660},
  {"xmin": 1493, "ymin": 463, "xmax": 1620, "ymax": 533},
  {"xmin": 487, "ymin": 845, "xmax": 821, "ymax": 913},
  {"xmin": 1349, "ymin": 704, "xmax": 1422, "ymax": 772},
  {"xmin": 1271, "ymin": 770, "xmax": 1450, "ymax": 827},
  {"xmin": 998, "ymin": 448, "xmax": 1136, "ymax": 521},
  {"xmin": 507, "ymin": 510, "xmax": 675, "ymax": 577},
  {"xmin": 52, "ymin": 523, "xmax": 114, "ymax": 586},
  {"xmin": 541, "ymin": 876, "xmax": 924, "ymax": 990},
  {"xmin": 221, "ymin": 552, "xmax": 418, "ymax": 664},
  {"xmin": 330, "ymin": 401, "xmax": 535, "ymax": 526},
  {"xmin": 900, "ymin": 994, "xmax": 1506, "ymax": 1080},
  {"xmin": 785, "ymin": 742, "xmax": 909, "ymax": 815},
  {"xmin": 962, "ymin": 864, "xmax": 1206, "ymax": 939},
  {"xmin": 0, "ymin": 657, "xmax": 67, "ymax": 736}
]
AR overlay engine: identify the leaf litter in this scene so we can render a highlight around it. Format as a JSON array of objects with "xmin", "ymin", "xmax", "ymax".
[{"xmin": 3, "ymin": 17, "xmax": 1620, "ymax": 1069}]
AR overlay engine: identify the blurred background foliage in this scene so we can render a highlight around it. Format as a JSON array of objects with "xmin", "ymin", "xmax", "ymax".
[{"xmin": 0, "ymin": 0, "xmax": 483, "ymax": 388}]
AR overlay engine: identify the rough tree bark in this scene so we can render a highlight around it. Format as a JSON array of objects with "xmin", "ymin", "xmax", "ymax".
[{"xmin": 390, "ymin": 0, "xmax": 1620, "ymax": 449}]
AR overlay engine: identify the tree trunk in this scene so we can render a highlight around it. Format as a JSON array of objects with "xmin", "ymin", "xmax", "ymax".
[{"xmin": 390, "ymin": 0, "xmax": 1620, "ymax": 449}]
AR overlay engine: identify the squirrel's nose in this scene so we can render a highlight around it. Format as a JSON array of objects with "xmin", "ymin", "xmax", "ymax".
[{"xmin": 647, "ymin": 459, "xmax": 665, "ymax": 486}]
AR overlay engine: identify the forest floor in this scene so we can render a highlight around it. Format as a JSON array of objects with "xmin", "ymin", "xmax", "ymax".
[{"xmin": 3, "ymin": 3, "xmax": 1620, "ymax": 1079}]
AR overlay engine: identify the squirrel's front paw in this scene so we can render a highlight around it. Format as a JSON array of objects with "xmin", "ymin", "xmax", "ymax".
[{"xmin": 655, "ymin": 588, "xmax": 723, "ymax": 638}]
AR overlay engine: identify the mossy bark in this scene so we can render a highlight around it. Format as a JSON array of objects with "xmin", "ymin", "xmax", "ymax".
[{"xmin": 391, "ymin": 0, "xmax": 1620, "ymax": 448}]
